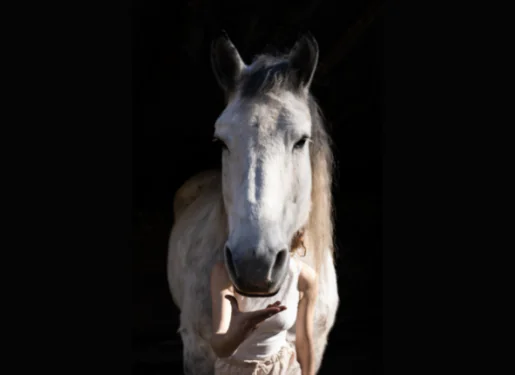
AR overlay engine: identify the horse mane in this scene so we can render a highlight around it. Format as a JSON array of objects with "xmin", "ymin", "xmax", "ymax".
[{"xmin": 305, "ymin": 96, "xmax": 335, "ymax": 271}]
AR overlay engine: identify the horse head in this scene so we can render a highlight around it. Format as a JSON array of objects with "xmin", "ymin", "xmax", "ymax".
[{"xmin": 211, "ymin": 33, "xmax": 320, "ymax": 297}]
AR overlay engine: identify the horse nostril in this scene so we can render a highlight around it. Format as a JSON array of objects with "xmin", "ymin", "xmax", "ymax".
[
  {"xmin": 272, "ymin": 249, "xmax": 288, "ymax": 275},
  {"xmin": 224, "ymin": 246, "xmax": 239, "ymax": 278}
]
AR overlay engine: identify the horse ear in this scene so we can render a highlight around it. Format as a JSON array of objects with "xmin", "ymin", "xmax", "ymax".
[
  {"xmin": 288, "ymin": 33, "xmax": 319, "ymax": 91},
  {"xmin": 211, "ymin": 32, "xmax": 246, "ymax": 94}
]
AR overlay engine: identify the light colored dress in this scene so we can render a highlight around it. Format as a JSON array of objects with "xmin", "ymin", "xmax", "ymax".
[{"xmin": 214, "ymin": 257, "xmax": 302, "ymax": 375}]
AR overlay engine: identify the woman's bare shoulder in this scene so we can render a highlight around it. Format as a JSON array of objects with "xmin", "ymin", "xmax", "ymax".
[{"xmin": 297, "ymin": 260, "xmax": 317, "ymax": 294}]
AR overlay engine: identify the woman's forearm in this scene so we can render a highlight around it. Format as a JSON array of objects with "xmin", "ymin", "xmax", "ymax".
[
  {"xmin": 296, "ymin": 342, "xmax": 315, "ymax": 375},
  {"xmin": 210, "ymin": 330, "xmax": 245, "ymax": 358}
]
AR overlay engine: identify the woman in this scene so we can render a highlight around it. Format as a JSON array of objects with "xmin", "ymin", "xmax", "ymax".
[{"xmin": 210, "ymin": 230, "xmax": 317, "ymax": 375}]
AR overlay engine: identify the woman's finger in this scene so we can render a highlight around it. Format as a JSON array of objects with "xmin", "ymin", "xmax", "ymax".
[
  {"xmin": 249, "ymin": 306, "xmax": 285, "ymax": 323},
  {"xmin": 265, "ymin": 301, "xmax": 280, "ymax": 309},
  {"xmin": 224, "ymin": 295, "xmax": 240, "ymax": 313}
]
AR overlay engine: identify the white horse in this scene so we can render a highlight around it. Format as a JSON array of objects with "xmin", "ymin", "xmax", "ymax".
[{"xmin": 167, "ymin": 33, "xmax": 339, "ymax": 375}]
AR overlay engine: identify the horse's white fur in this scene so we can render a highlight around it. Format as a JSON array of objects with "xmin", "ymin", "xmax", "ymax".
[{"xmin": 167, "ymin": 48, "xmax": 339, "ymax": 375}]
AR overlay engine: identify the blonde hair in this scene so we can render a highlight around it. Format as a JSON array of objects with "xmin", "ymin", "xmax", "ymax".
[{"xmin": 290, "ymin": 228, "xmax": 307, "ymax": 257}]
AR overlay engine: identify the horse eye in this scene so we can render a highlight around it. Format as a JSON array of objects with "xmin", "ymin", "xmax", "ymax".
[
  {"xmin": 293, "ymin": 136, "xmax": 310, "ymax": 150},
  {"xmin": 213, "ymin": 137, "xmax": 228, "ymax": 151}
]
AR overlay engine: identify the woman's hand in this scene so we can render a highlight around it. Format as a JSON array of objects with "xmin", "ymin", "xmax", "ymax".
[
  {"xmin": 210, "ymin": 262, "xmax": 287, "ymax": 358},
  {"xmin": 225, "ymin": 295, "xmax": 286, "ymax": 339}
]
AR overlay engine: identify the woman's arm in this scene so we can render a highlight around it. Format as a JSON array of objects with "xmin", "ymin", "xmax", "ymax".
[
  {"xmin": 210, "ymin": 262, "xmax": 244, "ymax": 357},
  {"xmin": 296, "ymin": 263, "xmax": 318, "ymax": 375},
  {"xmin": 210, "ymin": 262, "xmax": 286, "ymax": 358}
]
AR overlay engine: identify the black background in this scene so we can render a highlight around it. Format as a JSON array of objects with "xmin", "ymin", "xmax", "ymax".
[
  {"xmin": 133, "ymin": 0, "xmax": 383, "ymax": 373},
  {"xmin": 5, "ymin": 2, "xmax": 499, "ymax": 375}
]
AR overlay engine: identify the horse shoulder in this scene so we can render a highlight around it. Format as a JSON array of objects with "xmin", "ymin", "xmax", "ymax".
[{"xmin": 173, "ymin": 169, "xmax": 221, "ymax": 219}]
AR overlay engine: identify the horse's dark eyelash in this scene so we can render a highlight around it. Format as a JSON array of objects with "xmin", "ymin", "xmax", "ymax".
[{"xmin": 293, "ymin": 136, "xmax": 311, "ymax": 150}]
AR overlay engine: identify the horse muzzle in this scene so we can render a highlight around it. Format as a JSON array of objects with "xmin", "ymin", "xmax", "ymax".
[{"xmin": 224, "ymin": 245, "xmax": 290, "ymax": 297}]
